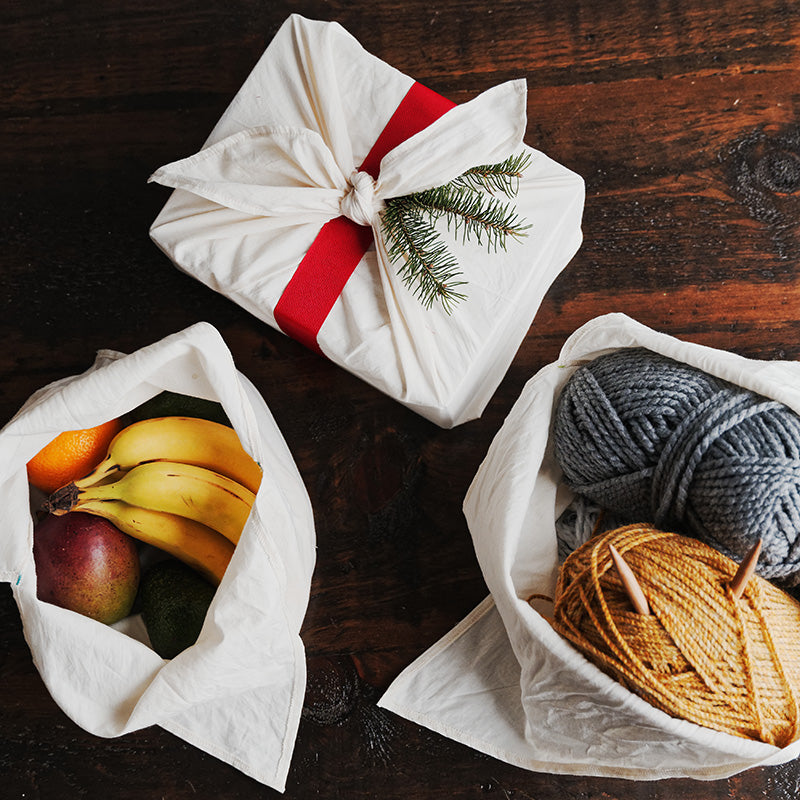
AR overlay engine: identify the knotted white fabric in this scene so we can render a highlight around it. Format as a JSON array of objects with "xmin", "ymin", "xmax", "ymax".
[
  {"xmin": 380, "ymin": 313, "xmax": 800, "ymax": 780},
  {"xmin": 0, "ymin": 323, "xmax": 315, "ymax": 791},
  {"xmin": 149, "ymin": 78, "xmax": 529, "ymax": 235},
  {"xmin": 340, "ymin": 170, "xmax": 382, "ymax": 226},
  {"xmin": 149, "ymin": 15, "xmax": 585, "ymax": 427}
]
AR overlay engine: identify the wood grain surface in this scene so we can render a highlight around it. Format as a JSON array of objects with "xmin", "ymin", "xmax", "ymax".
[{"xmin": 2, "ymin": 1, "xmax": 800, "ymax": 798}]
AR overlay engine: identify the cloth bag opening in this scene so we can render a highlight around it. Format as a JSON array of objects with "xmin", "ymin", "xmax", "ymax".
[{"xmin": 0, "ymin": 322, "xmax": 315, "ymax": 792}]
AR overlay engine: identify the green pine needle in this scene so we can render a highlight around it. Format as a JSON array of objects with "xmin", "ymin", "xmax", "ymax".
[
  {"xmin": 382, "ymin": 200, "xmax": 467, "ymax": 312},
  {"xmin": 452, "ymin": 152, "xmax": 532, "ymax": 196},
  {"xmin": 381, "ymin": 151, "xmax": 531, "ymax": 312},
  {"xmin": 404, "ymin": 184, "xmax": 530, "ymax": 251}
]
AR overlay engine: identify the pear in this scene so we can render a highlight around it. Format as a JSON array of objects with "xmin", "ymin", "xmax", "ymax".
[{"xmin": 33, "ymin": 511, "xmax": 140, "ymax": 624}]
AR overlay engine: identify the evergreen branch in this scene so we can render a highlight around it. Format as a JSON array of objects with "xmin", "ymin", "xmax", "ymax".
[
  {"xmin": 402, "ymin": 184, "xmax": 530, "ymax": 252},
  {"xmin": 382, "ymin": 199, "xmax": 467, "ymax": 312},
  {"xmin": 380, "ymin": 151, "xmax": 531, "ymax": 311},
  {"xmin": 452, "ymin": 152, "xmax": 532, "ymax": 196}
]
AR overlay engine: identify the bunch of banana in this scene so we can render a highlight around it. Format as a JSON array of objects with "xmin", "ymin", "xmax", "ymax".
[{"xmin": 47, "ymin": 416, "xmax": 262, "ymax": 585}]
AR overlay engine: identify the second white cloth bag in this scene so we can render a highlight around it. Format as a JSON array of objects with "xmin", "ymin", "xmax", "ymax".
[{"xmin": 380, "ymin": 313, "xmax": 800, "ymax": 780}]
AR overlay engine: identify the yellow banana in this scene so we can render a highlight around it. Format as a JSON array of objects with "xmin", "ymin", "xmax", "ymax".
[
  {"xmin": 61, "ymin": 461, "xmax": 255, "ymax": 544},
  {"xmin": 76, "ymin": 499, "xmax": 234, "ymax": 585},
  {"xmin": 73, "ymin": 416, "xmax": 262, "ymax": 495}
]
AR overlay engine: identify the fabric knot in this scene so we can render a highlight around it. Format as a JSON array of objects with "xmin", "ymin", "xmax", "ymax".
[{"xmin": 339, "ymin": 170, "xmax": 382, "ymax": 226}]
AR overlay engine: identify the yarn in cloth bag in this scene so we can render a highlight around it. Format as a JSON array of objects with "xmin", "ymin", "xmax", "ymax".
[
  {"xmin": 553, "ymin": 347, "xmax": 800, "ymax": 585},
  {"xmin": 552, "ymin": 524, "xmax": 800, "ymax": 746}
]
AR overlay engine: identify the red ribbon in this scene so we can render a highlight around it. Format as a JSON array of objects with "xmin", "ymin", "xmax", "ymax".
[{"xmin": 273, "ymin": 82, "xmax": 455, "ymax": 354}]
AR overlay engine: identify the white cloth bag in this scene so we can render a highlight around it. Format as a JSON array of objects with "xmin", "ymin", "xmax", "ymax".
[
  {"xmin": 379, "ymin": 312, "xmax": 800, "ymax": 780},
  {"xmin": 0, "ymin": 322, "xmax": 315, "ymax": 792},
  {"xmin": 148, "ymin": 14, "xmax": 585, "ymax": 428}
]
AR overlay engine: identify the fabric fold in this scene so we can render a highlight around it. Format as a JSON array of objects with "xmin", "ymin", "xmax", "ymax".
[
  {"xmin": 149, "ymin": 126, "xmax": 348, "ymax": 222},
  {"xmin": 375, "ymin": 79, "xmax": 529, "ymax": 199}
]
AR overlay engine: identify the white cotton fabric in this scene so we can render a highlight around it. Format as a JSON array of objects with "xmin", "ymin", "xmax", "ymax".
[
  {"xmin": 0, "ymin": 322, "xmax": 315, "ymax": 792},
  {"xmin": 379, "ymin": 312, "xmax": 800, "ymax": 779},
  {"xmin": 148, "ymin": 14, "xmax": 585, "ymax": 428}
]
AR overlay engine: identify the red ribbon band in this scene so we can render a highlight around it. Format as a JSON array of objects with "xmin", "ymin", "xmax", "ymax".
[{"xmin": 273, "ymin": 81, "xmax": 455, "ymax": 354}]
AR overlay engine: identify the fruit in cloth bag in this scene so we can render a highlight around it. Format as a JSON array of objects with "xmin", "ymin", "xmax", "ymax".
[
  {"xmin": 33, "ymin": 511, "xmax": 140, "ymax": 624},
  {"xmin": 26, "ymin": 418, "xmax": 122, "ymax": 494},
  {"xmin": 0, "ymin": 322, "xmax": 316, "ymax": 790},
  {"xmin": 47, "ymin": 415, "xmax": 262, "ymax": 585}
]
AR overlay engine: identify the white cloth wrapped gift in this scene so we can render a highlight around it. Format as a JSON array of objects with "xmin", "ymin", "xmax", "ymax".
[
  {"xmin": 379, "ymin": 312, "xmax": 800, "ymax": 780},
  {"xmin": 0, "ymin": 323, "xmax": 315, "ymax": 791},
  {"xmin": 149, "ymin": 14, "xmax": 585, "ymax": 428}
]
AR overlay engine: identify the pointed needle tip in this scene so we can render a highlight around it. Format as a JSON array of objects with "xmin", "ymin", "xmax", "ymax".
[{"xmin": 730, "ymin": 538, "xmax": 763, "ymax": 600}]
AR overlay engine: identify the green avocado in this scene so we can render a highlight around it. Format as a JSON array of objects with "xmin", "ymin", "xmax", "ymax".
[
  {"xmin": 128, "ymin": 390, "xmax": 231, "ymax": 427},
  {"xmin": 140, "ymin": 559, "xmax": 217, "ymax": 659}
]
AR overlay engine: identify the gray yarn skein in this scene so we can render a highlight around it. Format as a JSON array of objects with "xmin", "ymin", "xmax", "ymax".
[{"xmin": 553, "ymin": 347, "xmax": 800, "ymax": 585}]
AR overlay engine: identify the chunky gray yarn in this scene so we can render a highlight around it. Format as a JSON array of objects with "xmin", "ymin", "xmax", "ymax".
[{"xmin": 553, "ymin": 347, "xmax": 800, "ymax": 585}]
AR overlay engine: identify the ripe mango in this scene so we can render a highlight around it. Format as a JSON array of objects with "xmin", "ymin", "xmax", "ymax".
[{"xmin": 33, "ymin": 511, "xmax": 140, "ymax": 624}]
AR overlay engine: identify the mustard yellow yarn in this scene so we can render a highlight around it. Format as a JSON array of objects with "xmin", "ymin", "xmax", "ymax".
[{"xmin": 552, "ymin": 524, "xmax": 800, "ymax": 746}]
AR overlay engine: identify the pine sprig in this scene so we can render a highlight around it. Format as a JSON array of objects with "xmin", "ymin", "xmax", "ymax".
[
  {"xmin": 382, "ymin": 199, "xmax": 467, "ymax": 312},
  {"xmin": 381, "ymin": 151, "xmax": 531, "ymax": 312},
  {"xmin": 452, "ymin": 152, "xmax": 532, "ymax": 196},
  {"xmin": 404, "ymin": 183, "xmax": 530, "ymax": 251}
]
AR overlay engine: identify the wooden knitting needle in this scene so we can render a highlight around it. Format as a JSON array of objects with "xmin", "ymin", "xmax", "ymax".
[
  {"xmin": 608, "ymin": 544, "xmax": 651, "ymax": 615},
  {"xmin": 729, "ymin": 538, "xmax": 762, "ymax": 600}
]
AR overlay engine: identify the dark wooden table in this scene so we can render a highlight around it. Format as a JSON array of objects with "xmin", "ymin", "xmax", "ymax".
[{"xmin": 3, "ymin": 2, "xmax": 799, "ymax": 797}]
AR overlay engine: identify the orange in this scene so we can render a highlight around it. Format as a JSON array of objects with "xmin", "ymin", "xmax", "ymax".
[{"xmin": 27, "ymin": 418, "xmax": 122, "ymax": 494}]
